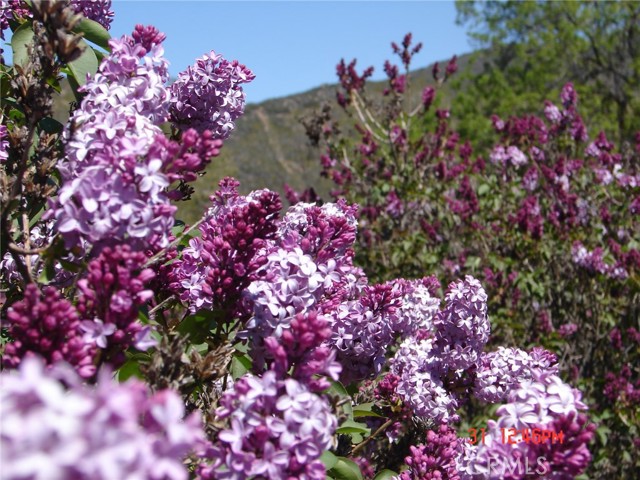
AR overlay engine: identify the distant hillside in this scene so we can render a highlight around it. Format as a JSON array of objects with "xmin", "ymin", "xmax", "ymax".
[{"xmin": 180, "ymin": 52, "xmax": 477, "ymax": 223}]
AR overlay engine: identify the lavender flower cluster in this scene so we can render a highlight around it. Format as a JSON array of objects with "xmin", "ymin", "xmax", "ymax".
[
  {"xmin": 169, "ymin": 178, "xmax": 282, "ymax": 315},
  {"xmin": 460, "ymin": 368, "xmax": 595, "ymax": 479},
  {"xmin": 52, "ymin": 26, "xmax": 175, "ymax": 251},
  {"xmin": 199, "ymin": 371, "xmax": 336, "ymax": 480},
  {"xmin": 0, "ymin": 357, "xmax": 204, "ymax": 480},
  {"xmin": 170, "ymin": 51, "xmax": 255, "ymax": 138},
  {"xmin": 69, "ymin": 0, "xmax": 114, "ymax": 29}
]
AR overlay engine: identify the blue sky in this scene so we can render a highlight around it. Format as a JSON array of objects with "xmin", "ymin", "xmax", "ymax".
[
  {"xmin": 3, "ymin": 1, "xmax": 473, "ymax": 104},
  {"xmin": 109, "ymin": 1, "xmax": 472, "ymax": 103}
]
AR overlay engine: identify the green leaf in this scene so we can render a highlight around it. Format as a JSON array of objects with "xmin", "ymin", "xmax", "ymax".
[
  {"xmin": 353, "ymin": 402, "xmax": 384, "ymax": 418},
  {"xmin": 336, "ymin": 419, "xmax": 371, "ymax": 435},
  {"xmin": 477, "ymin": 183, "xmax": 490, "ymax": 196},
  {"xmin": 73, "ymin": 17, "xmax": 111, "ymax": 51},
  {"xmin": 117, "ymin": 359, "xmax": 142, "ymax": 381},
  {"xmin": 38, "ymin": 117, "xmax": 64, "ymax": 134},
  {"xmin": 68, "ymin": 39, "xmax": 98, "ymax": 86},
  {"xmin": 320, "ymin": 451, "xmax": 338, "ymax": 470},
  {"xmin": 373, "ymin": 470, "xmax": 399, "ymax": 480},
  {"xmin": 326, "ymin": 380, "xmax": 353, "ymax": 420},
  {"xmin": 11, "ymin": 21, "xmax": 35, "ymax": 67},
  {"xmin": 230, "ymin": 353, "xmax": 252, "ymax": 379},
  {"xmin": 329, "ymin": 458, "xmax": 363, "ymax": 480}
]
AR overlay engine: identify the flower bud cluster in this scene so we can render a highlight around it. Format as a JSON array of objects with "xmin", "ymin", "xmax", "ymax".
[
  {"xmin": 396, "ymin": 425, "xmax": 464, "ymax": 480},
  {"xmin": 2, "ymin": 284, "xmax": 96, "ymax": 378},
  {"xmin": 169, "ymin": 178, "xmax": 282, "ymax": 315},
  {"xmin": 76, "ymin": 244, "xmax": 156, "ymax": 366}
]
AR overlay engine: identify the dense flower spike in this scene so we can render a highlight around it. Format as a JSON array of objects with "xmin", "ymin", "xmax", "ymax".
[
  {"xmin": 392, "ymin": 336, "xmax": 460, "ymax": 424},
  {"xmin": 473, "ymin": 347, "xmax": 558, "ymax": 403},
  {"xmin": 0, "ymin": 357, "xmax": 204, "ymax": 480},
  {"xmin": 170, "ymin": 51, "xmax": 255, "ymax": 137},
  {"xmin": 199, "ymin": 371, "xmax": 336, "ymax": 480},
  {"xmin": 51, "ymin": 26, "xmax": 175, "ymax": 251},
  {"xmin": 169, "ymin": 178, "xmax": 282, "ymax": 315},
  {"xmin": 433, "ymin": 276, "xmax": 490, "ymax": 370},
  {"xmin": 76, "ymin": 245, "xmax": 156, "ymax": 366},
  {"xmin": 396, "ymin": 425, "xmax": 464, "ymax": 480},
  {"xmin": 2, "ymin": 284, "xmax": 96, "ymax": 378}
]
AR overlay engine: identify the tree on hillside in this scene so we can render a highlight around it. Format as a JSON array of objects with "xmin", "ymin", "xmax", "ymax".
[{"xmin": 454, "ymin": 0, "xmax": 640, "ymax": 143}]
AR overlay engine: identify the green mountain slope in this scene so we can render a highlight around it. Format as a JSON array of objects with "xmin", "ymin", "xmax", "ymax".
[{"xmin": 180, "ymin": 52, "xmax": 476, "ymax": 223}]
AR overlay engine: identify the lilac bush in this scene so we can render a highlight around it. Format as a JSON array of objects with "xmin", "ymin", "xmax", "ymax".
[{"xmin": 0, "ymin": 7, "xmax": 600, "ymax": 480}]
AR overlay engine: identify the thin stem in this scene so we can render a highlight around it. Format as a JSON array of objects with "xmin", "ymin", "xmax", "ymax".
[
  {"xmin": 149, "ymin": 295, "xmax": 176, "ymax": 316},
  {"xmin": 351, "ymin": 418, "xmax": 394, "ymax": 456},
  {"xmin": 143, "ymin": 217, "xmax": 205, "ymax": 269}
]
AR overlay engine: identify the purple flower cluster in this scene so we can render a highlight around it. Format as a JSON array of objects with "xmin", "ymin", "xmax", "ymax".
[
  {"xmin": 392, "ymin": 335, "xmax": 460, "ymax": 424},
  {"xmin": 199, "ymin": 371, "xmax": 336, "ymax": 480},
  {"xmin": 473, "ymin": 347, "xmax": 558, "ymax": 403},
  {"xmin": 76, "ymin": 245, "xmax": 157, "ymax": 366},
  {"xmin": 462, "ymin": 369, "xmax": 594, "ymax": 479},
  {"xmin": 169, "ymin": 178, "xmax": 282, "ymax": 315},
  {"xmin": 170, "ymin": 51, "xmax": 255, "ymax": 137},
  {"xmin": 489, "ymin": 145, "xmax": 528, "ymax": 168},
  {"xmin": 70, "ymin": 0, "xmax": 114, "ymax": 29},
  {"xmin": 243, "ymin": 200, "xmax": 364, "ymax": 345},
  {"xmin": 433, "ymin": 276, "xmax": 490, "ymax": 370},
  {"xmin": 331, "ymin": 281, "xmax": 406, "ymax": 382},
  {"xmin": 571, "ymin": 241, "xmax": 628, "ymax": 279},
  {"xmin": 2, "ymin": 284, "xmax": 96, "ymax": 378},
  {"xmin": 396, "ymin": 425, "xmax": 464, "ymax": 480},
  {"xmin": 388, "ymin": 279, "xmax": 562, "ymax": 426},
  {"xmin": 0, "ymin": 357, "xmax": 204, "ymax": 480},
  {"xmin": 264, "ymin": 311, "xmax": 342, "ymax": 391},
  {"xmin": 52, "ymin": 26, "xmax": 175, "ymax": 251}
]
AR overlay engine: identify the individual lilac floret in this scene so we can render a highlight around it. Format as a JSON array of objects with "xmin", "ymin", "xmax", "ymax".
[
  {"xmin": 0, "ymin": 357, "xmax": 204, "ymax": 480},
  {"xmin": 199, "ymin": 371, "xmax": 335, "ymax": 480},
  {"xmin": 169, "ymin": 178, "xmax": 282, "ymax": 316},
  {"xmin": 2, "ymin": 284, "xmax": 96, "ymax": 378},
  {"xmin": 396, "ymin": 425, "xmax": 464, "ymax": 480},
  {"xmin": 76, "ymin": 245, "xmax": 156, "ymax": 366},
  {"xmin": 170, "ymin": 50, "xmax": 255, "ymax": 138},
  {"xmin": 69, "ymin": 0, "xmax": 114, "ymax": 29},
  {"xmin": 433, "ymin": 276, "xmax": 490, "ymax": 370}
]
